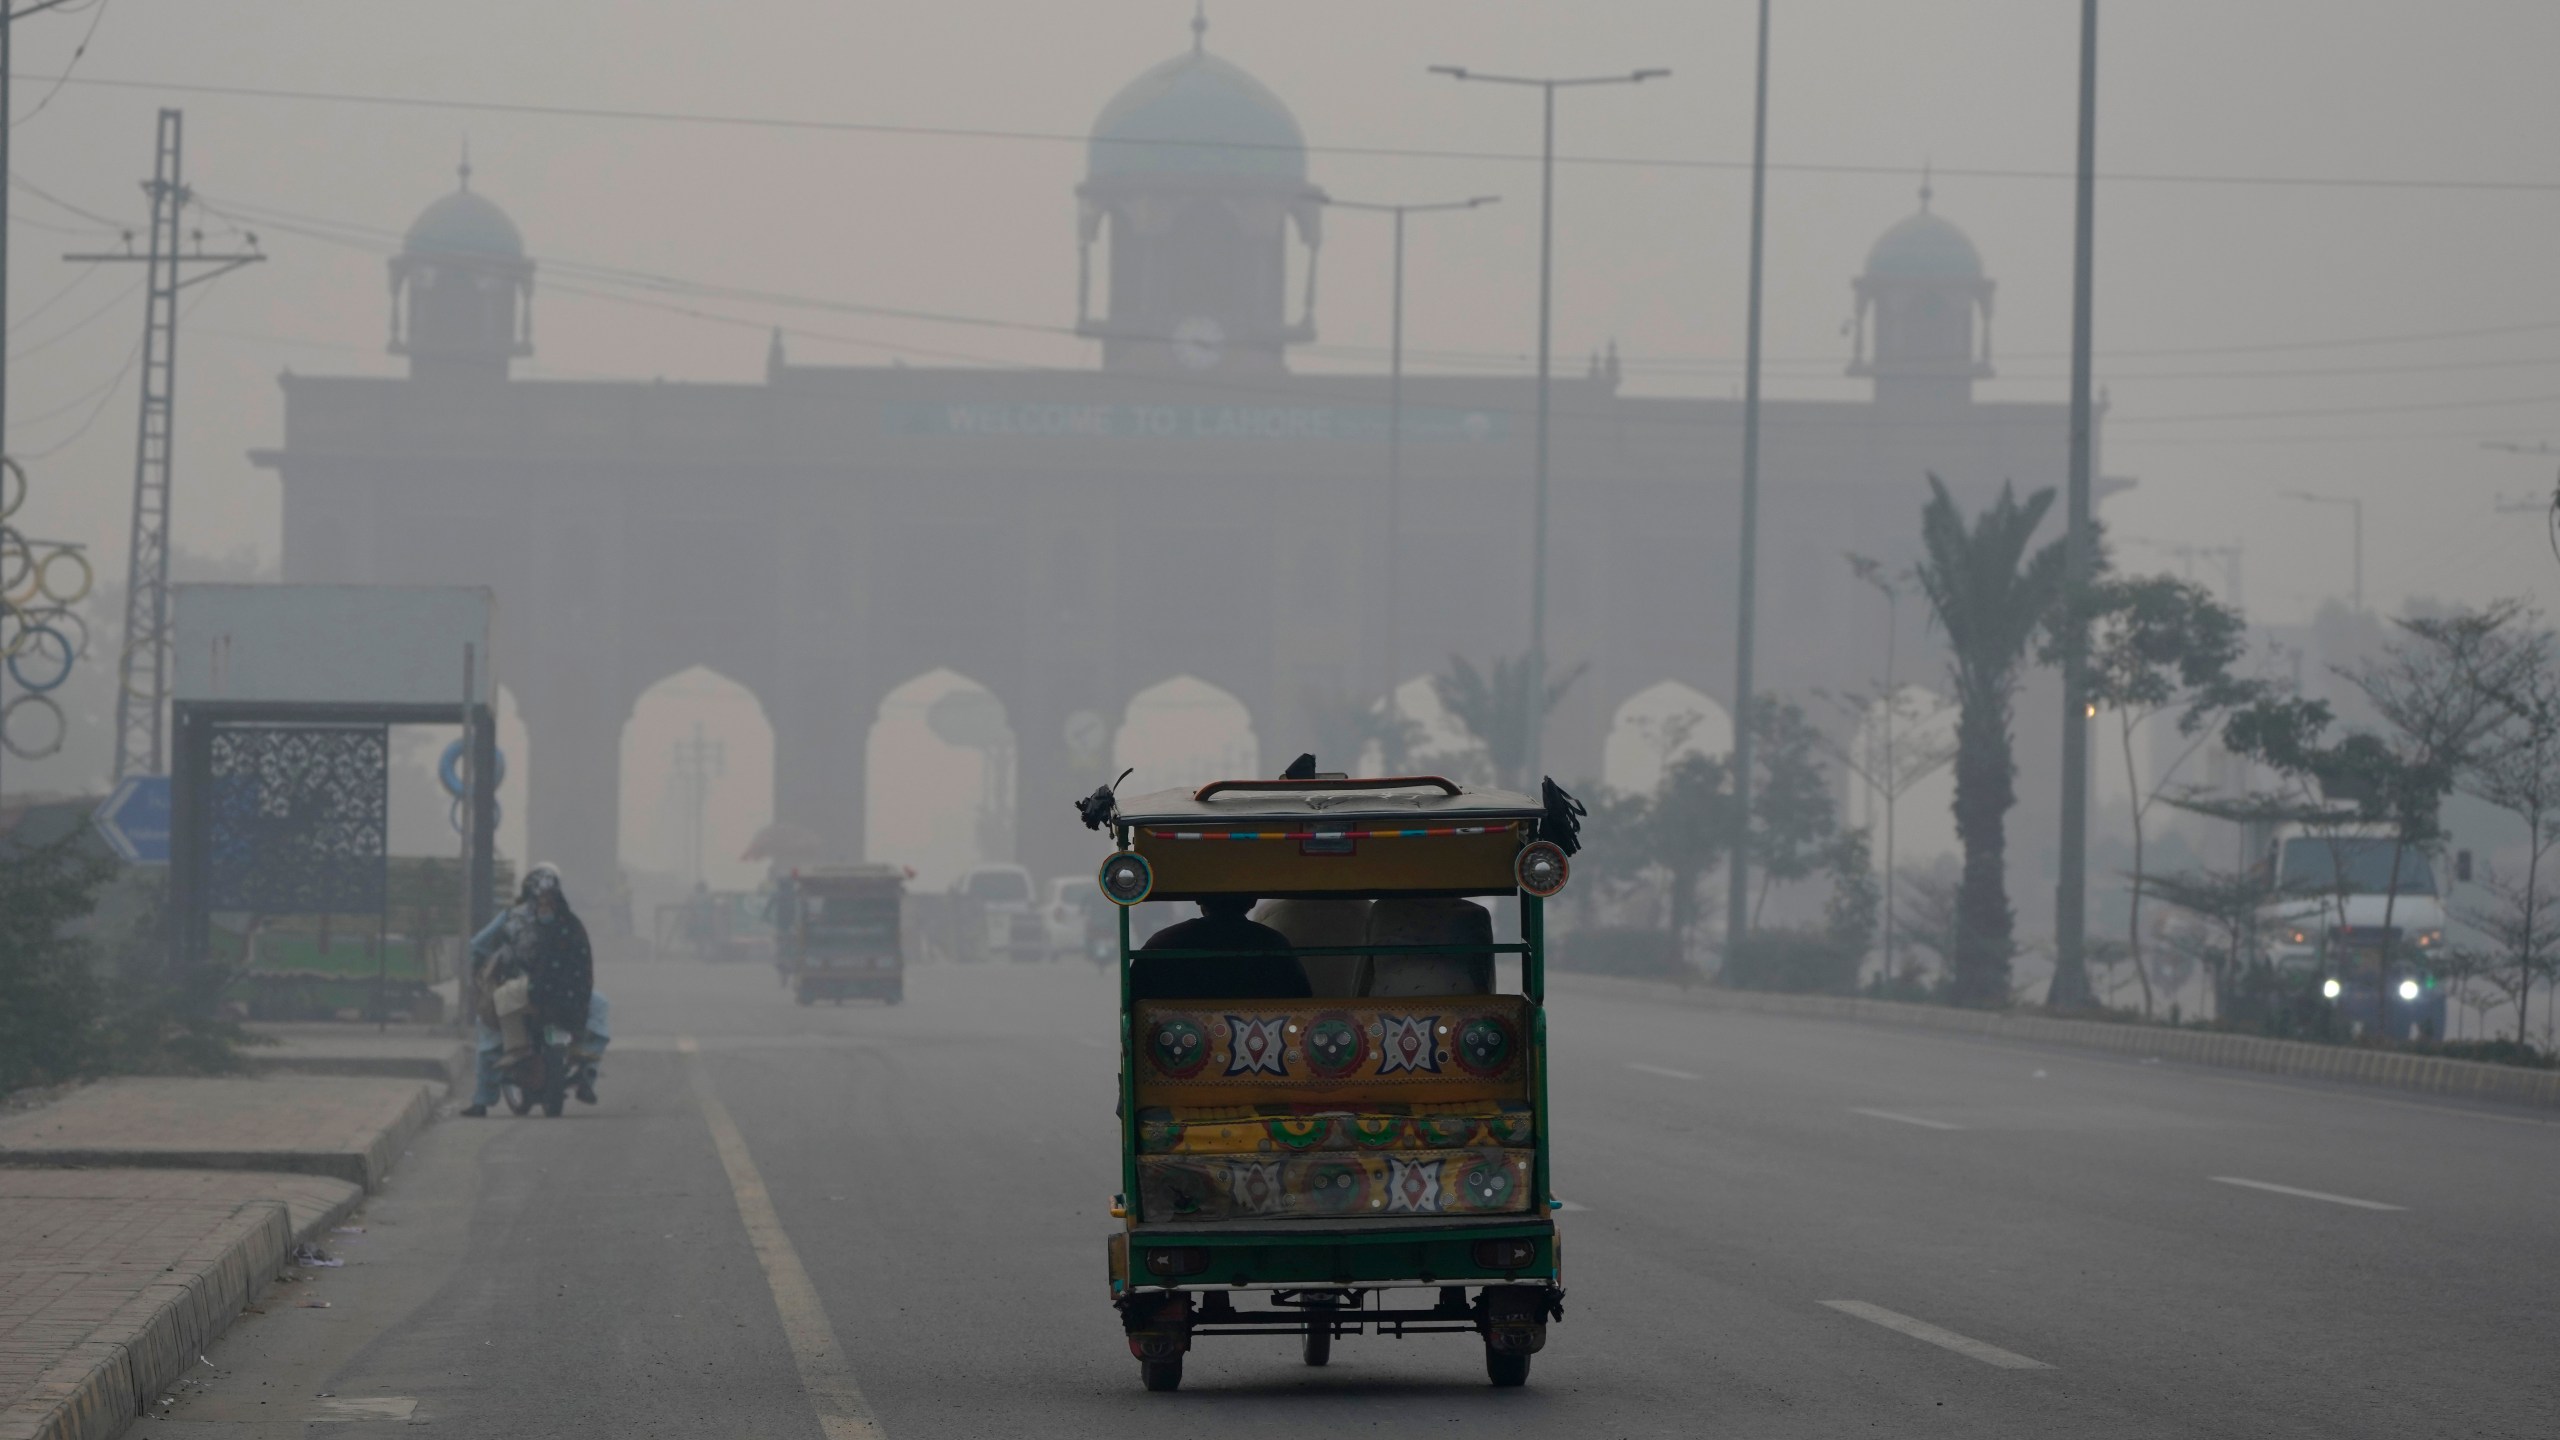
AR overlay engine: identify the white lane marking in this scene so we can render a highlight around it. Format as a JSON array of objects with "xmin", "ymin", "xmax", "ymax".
[
  {"xmin": 308, "ymin": 1398, "xmax": 418, "ymax": 1421},
  {"xmin": 1850, "ymin": 1107, "xmax": 1964, "ymax": 1131},
  {"xmin": 1628, "ymin": 1062, "xmax": 1703, "ymax": 1081},
  {"xmin": 1820, "ymin": 1300, "xmax": 2054, "ymax": 1370},
  {"xmin": 681, "ymin": 1036, "xmax": 887, "ymax": 1439},
  {"xmin": 2209, "ymin": 1175, "xmax": 2405, "ymax": 1212}
]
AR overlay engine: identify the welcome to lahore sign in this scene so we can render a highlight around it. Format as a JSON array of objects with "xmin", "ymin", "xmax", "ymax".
[{"xmin": 892, "ymin": 402, "xmax": 1509, "ymax": 443}]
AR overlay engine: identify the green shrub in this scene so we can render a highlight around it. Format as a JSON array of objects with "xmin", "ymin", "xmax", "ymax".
[
  {"xmin": 1555, "ymin": 925, "xmax": 1699, "ymax": 984},
  {"xmin": 0, "ymin": 836, "xmax": 110, "ymax": 1095},
  {"xmin": 1722, "ymin": 929, "xmax": 1863, "ymax": 995}
]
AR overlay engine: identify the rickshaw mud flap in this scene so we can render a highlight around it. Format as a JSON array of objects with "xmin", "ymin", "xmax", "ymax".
[
  {"xmin": 1119, "ymin": 1291, "xmax": 1193, "ymax": 1361},
  {"xmin": 1478, "ymin": 1284, "xmax": 1564, "ymax": 1355}
]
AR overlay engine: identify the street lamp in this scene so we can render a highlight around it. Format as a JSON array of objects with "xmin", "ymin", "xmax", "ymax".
[
  {"xmin": 1430, "ymin": 63, "xmax": 1668, "ymax": 780},
  {"xmin": 2280, "ymin": 489, "xmax": 2365, "ymax": 613},
  {"xmin": 1328, "ymin": 194, "xmax": 1500, "ymax": 691}
]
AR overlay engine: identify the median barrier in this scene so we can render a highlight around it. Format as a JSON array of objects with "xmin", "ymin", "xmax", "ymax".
[{"xmin": 1553, "ymin": 974, "xmax": 2560, "ymax": 1110}]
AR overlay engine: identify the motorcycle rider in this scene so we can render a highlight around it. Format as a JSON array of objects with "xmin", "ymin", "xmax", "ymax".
[{"xmin": 461, "ymin": 864, "xmax": 602, "ymax": 1116}]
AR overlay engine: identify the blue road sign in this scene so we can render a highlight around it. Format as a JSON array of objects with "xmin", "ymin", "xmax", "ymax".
[{"xmin": 94, "ymin": 775, "xmax": 171, "ymax": 865}]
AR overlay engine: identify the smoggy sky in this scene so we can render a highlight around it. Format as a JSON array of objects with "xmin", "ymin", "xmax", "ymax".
[{"xmin": 8, "ymin": 0, "xmax": 2559, "ymax": 627}]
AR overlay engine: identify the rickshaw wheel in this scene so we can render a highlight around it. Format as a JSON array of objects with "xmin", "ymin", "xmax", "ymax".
[
  {"xmin": 1140, "ymin": 1358, "xmax": 1182, "ymax": 1392},
  {"xmin": 1301, "ymin": 1320, "xmax": 1331, "ymax": 1367},
  {"xmin": 1485, "ymin": 1348, "xmax": 1530, "ymax": 1388}
]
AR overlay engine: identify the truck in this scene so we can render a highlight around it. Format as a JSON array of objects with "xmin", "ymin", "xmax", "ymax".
[{"xmin": 2262, "ymin": 825, "xmax": 2448, "ymax": 1041}]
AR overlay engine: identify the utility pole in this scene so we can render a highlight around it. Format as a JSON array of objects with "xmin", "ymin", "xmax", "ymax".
[
  {"xmin": 0, "ymin": 0, "xmax": 94, "ymax": 803},
  {"xmin": 2279, "ymin": 490, "xmax": 2364, "ymax": 613},
  {"xmin": 672, "ymin": 722, "xmax": 725, "ymax": 888},
  {"xmin": 1726, "ymin": 0, "xmax": 1773, "ymax": 967},
  {"xmin": 69, "ymin": 110, "xmax": 262, "ymax": 779},
  {"xmin": 1327, "ymin": 194, "xmax": 1498, "ymax": 691},
  {"xmin": 2053, "ymin": 0, "xmax": 2101, "ymax": 1009},
  {"xmin": 1431, "ymin": 62, "xmax": 1666, "ymax": 782}
]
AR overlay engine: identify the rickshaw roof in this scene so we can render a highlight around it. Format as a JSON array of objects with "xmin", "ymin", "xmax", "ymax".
[{"xmin": 1115, "ymin": 777, "xmax": 1543, "ymax": 828}]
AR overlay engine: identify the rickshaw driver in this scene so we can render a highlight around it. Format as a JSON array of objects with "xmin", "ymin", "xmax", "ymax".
[{"xmin": 1130, "ymin": 895, "xmax": 1312, "ymax": 1000}]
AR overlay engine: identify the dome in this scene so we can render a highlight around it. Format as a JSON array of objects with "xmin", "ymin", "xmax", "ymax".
[
  {"xmin": 404, "ymin": 183, "xmax": 524, "ymax": 260},
  {"xmin": 1088, "ymin": 43, "xmax": 1306, "ymax": 183},
  {"xmin": 1863, "ymin": 198, "xmax": 1982, "ymax": 282}
]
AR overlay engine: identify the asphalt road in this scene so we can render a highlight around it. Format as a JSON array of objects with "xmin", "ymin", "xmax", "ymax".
[{"xmin": 141, "ymin": 950, "xmax": 2559, "ymax": 1439}]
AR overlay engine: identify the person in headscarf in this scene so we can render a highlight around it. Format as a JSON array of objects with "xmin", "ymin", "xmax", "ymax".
[{"xmin": 461, "ymin": 864, "xmax": 604, "ymax": 1115}]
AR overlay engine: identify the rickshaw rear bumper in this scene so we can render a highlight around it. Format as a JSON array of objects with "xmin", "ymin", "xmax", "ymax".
[{"xmin": 1111, "ymin": 1215, "xmax": 1559, "ymax": 1298}]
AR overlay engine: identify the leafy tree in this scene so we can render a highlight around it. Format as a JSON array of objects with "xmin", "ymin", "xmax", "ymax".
[
  {"xmin": 1647, "ymin": 752, "xmax": 1734, "ymax": 962},
  {"xmin": 1563, "ymin": 781, "xmax": 1658, "ymax": 929},
  {"xmin": 2453, "ymin": 617, "xmax": 2560, "ymax": 1042},
  {"xmin": 1743, "ymin": 697, "xmax": 1839, "ymax": 926},
  {"xmin": 1885, "ymin": 860, "xmax": 1962, "ymax": 998},
  {"xmin": 1818, "ymin": 682, "xmax": 1956, "ymax": 980},
  {"xmin": 1434, "ymin": 653, "xmax": 1590, "ymax": 791},
  {"xmin": 1913, "ymin": 475, "xmax": 2067, "ymax": 1007},
  {"xmin": 1821, "ymin": 827, "xmax": 1881, "ymax": 959},
  {"xmin": 2056, "ymin": 574, "xmax": 2255, "ymax": 1015}
]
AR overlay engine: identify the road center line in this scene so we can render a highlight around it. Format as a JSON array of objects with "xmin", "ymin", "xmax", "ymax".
[
  {"xmin": 2209, "ymin": 1175, "xmax": 2406, "ymax": 1211},
  {"xmin": 1850, "ymin": 1107, "xmax": 1963, "ymax": 1131},
  {"xmin": 1627, "ymin": 1062, "xmax": 1703, "ymax": 1081},
  {"xmin": 681, "ymin": 1036, "xmax": 887, "ymax": 1440},
  {"xmin": 1820, "ymin": 1300, "xmax": 2053, "ymax": 1370}
]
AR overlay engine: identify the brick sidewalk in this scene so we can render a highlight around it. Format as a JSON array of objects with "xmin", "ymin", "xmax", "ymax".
[
  {"xmin": 0, "ymin": 1078, "xmax": 436, "ymax": 1190},
  {"xmin": 0, "ymin": 1166, "xmax": 364, "ymax": 1440}
]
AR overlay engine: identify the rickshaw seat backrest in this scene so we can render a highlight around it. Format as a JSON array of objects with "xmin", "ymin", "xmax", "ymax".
[
  {"xmin": 1251, "ymin": 898, "xmax": 1371, "ymax": 997},
  {"xmin": 1363, "ymin": 898, "xmax": 1494, "ymax": 997}
]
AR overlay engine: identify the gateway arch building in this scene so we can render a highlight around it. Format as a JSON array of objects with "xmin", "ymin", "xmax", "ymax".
[{"xmin": 260, "ymin": 28, "xmax": 2095, "ymax": 902}]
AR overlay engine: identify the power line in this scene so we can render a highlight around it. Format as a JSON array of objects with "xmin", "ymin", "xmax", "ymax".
[
  {"xmin": 10, "ymin": 0, "xmax": 105, "ymax": 125},
  {"xmin": 32, "ymin": 69, "xmax": 2560, "ymax": 196},
  {"xmin": 5, "ymin": 270, "xmax": 135, "ymax": 359}
]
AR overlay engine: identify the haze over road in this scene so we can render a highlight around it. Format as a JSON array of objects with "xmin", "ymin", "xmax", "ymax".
[{"xmin": 141, "ymin": 954, "xmax": 2558, "ymax": 1439}]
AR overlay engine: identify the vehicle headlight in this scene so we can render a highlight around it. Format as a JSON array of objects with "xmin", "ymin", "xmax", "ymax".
[
  {"xmin": 2397, "ymin": 979, "xmax": 2421, "ymax": 1002},
  {"xmin": 2322, "ymin": 978, "xmax": 2343, "ymax": 999}
]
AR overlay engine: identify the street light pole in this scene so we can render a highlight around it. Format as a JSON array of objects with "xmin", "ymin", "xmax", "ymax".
[
  {"xmin": 2280, "ymin": 490, "xmax": 2365, "ymax": 612},
  {"xmin": 2055, "ymin": 0, "xmax": 2101, "ymax": 1009},
  {"xmin": 1330, "ymin": 195, "xmax": 1500, "ymax": 693},
  {"xmin": 1725, "ymin": 0, "xmax": 1772, "ymax": 967},
  {"xmin": 1431, "ymin": 63, "xmax": 1667, "ymax": 783}
]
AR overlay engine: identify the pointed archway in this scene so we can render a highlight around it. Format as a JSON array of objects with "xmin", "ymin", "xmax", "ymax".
[
  {"xmin": 865, "ymin": 669, "xmax": 1016, "ymax": 890},
  {"xmin": 1114, "ymin": 676, "xmax": 1259, "ymax": 796}
]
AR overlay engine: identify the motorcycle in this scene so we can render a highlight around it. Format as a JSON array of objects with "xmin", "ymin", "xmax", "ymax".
[{"xmin": 498, "ymin": 1021, "xmax": 589, "ymax": 1118}]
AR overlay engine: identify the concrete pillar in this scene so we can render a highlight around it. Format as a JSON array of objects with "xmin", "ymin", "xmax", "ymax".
[{"xmin": 520, "ymin": 673, "xmax": 624, "ymax": 907}]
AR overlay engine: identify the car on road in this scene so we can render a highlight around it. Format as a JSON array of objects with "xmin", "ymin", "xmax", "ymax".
[
  {"xmin": 1041, "ymin": 875, "xmax": 1113, "ymax": 963},
  {"xmin": 951, "ymin": 863, "xmax": 1046, "ymax": 962}
]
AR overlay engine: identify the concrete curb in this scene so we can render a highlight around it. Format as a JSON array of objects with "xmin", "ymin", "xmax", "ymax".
[
  {"xmin": 1554, "ymin": 973, "xmax": 2560, "ymax": 1110},
  {"xmin": 0, "ymin": 1201, "xmax": 290, "ymax": 1440},
  {"xmin": 248, "ymin": 1044, "xmax": 471, "ymax": 1092},
  {"xmin": 0, "ymin": 1082, "xmax": 437, "ymax": 1192}
]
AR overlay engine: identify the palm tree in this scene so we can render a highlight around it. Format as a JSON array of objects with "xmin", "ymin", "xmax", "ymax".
[
  {"xmin": 1914, "ymin": 475, "xmax": 2066, "ymax": 1007},
  {"xmin": 1435, "ymin": 653, "xmax": 1590, "ymax": 791}
]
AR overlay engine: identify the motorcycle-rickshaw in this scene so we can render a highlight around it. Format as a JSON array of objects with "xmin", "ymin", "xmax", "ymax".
[
  {"xmin": 1082, "ymin": 770, "xmax": 1581, "ymax": 1391},
  {"xmin": 777, "ymin": 864, "xmax": 907, "ymax": 1005}
]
